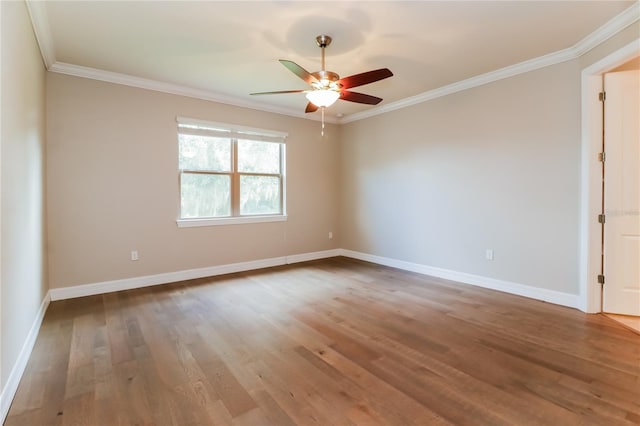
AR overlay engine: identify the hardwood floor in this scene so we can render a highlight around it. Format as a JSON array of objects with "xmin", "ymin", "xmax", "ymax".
[
  {"xmin": 6, "ymin": 257, "xmax": 640, "ymax": 425},
  {"xmin": 604, "ymin": 314, "xmax": 640, "ymax": 335}
]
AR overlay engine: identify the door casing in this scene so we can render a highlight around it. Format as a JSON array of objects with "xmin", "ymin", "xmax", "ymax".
[{"xmin": 580, "ymin": 38, "xmax": 640, "ymax": 313}]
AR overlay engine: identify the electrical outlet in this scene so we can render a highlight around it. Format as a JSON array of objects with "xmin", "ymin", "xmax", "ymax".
[
  {"xmin": 328, "ymin": 231, "xmax": 333, "ymax": 240},
  {"xmin": 131, "ymin": 250, "xmax": 139, "ymax": 261},
  {"xmin": 485, "ymin": 249, "xmax": 494, "ymax": 261}
]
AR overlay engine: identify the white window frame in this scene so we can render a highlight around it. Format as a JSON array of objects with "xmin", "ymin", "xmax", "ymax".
[{"xmin": 176, "ymin": 116, "xmax": 287, "ymax": 228}]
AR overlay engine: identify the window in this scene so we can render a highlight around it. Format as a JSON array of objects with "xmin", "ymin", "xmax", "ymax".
[{"xmin": 176, "ymin": 117, "xmax": 287, "ymax": 227}]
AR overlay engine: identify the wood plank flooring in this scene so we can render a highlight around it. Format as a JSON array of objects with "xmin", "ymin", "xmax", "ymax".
[
  {"xmin": 6, "ymin": 257, "xmax": 640, "ymax": 425},
  {"xmin": 605, "ymin": 313, "xmax": 640, "ymax": 335}
]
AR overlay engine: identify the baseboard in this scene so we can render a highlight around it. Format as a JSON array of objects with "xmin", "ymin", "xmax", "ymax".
[
  {"xmin": 49, "ymin": 247, "xmax": 580, "ymax": 309},
  {"xmin": 339, "ymin": 249, "xmax": 580, "ymax": 309},
  {"xmin": 50, "ymin": 249, "xmax": 342, "ymax": 301},
  {"xmin": 286, "ymin": 249, "xmax": 342, "ymax": 264},
  {"xmin": 1, "ymin": 291, "xmax": 51, "ymax": 424}
]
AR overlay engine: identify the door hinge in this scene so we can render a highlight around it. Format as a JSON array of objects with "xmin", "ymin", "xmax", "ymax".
[
  {"xmin": 598, "ymin": 152, "xmax": 606, "ymax": 162},
  {"xmin": 598, "ymin": 214, "xmax": 606, "ymax": 224},
  {"xmin": 597, "ymin": 274, "xmax": 605, "ymax": 285},
  {"xmin": 598, "ymin": 91, "xmax": 606, "ymax": 102}
]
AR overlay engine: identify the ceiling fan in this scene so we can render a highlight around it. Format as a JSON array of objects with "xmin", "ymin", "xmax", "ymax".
[{"xmin": 250, "ymin": 35, "xmax": 393, "ymax": 114}]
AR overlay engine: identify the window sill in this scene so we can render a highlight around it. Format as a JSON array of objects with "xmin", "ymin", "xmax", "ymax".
[{"xmin": 176, "ymin": 215, "xmax": 287, "ymax": 228}]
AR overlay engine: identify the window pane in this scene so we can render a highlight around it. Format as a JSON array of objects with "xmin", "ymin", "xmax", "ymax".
[
  {"xmin": 240, "ymin": 175, "xmax": 280, "ymax": 215},
  {"xmin": 179, "ymin": 134, "xmax": 231, "ymax": 172},
  {"xmin": 181, "ymin": 173, "xmax": 230, "ymax": 218},
  {"xmin": 237, "ymin": 140, "xmax": 280, "ymax": 174}
]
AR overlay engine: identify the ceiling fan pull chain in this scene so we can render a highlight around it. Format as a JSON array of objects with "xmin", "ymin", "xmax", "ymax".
[{"xmin": 321, "ymin": 106, "xmax": 325, "ymax": 136}]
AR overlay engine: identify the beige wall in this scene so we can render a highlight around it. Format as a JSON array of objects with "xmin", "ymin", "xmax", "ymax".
[
  {"xmin": 46, "ymin": 73, "xmax": 339, "ymax": 289},
  {"xmin": 340, "ymin": 60, "xmax": 582, "ymax": 294},
  {"xmin": 1, "ymin": 1, "xmax": 47, "ymax": 389},
  {"xmin": 45, "ymin": 21, "xmax": 639, "ymax": 295},
  {"xmin": 339, "ymin": 22, "xmax": 640, "ymax": 296}
]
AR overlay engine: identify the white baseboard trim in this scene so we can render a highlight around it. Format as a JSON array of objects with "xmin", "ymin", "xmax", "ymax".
[
  {"xmin": 50, "ymin": 257, "xmax": 287, "ymax": 300},
  {"xmin": 1, "ymin": 291, "xmax": 51, "ymax": 424},
  {"xmin": 339, "ymin": 249, "xmax": 580, "ymax": 309},
  {"xmin": 50, "ymin": 249, "xmax": 342, "ymax": 301},
  {"xmin": 286, "ymin": 249, "xmax": 342, "ymax": 264},
  {"xmin": 49, "ymin": 247, "xmax": 579, "ymax": 309}
]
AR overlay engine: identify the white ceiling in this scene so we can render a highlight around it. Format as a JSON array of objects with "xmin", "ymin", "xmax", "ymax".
[{"xmin": 28, "ymin": 1, "xmax": 638, "ymax": 122}]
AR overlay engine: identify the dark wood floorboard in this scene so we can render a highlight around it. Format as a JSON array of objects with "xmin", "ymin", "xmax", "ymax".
[{"xmin": 5, "ymin": 257, "xmax": 640, "ymax": 425}]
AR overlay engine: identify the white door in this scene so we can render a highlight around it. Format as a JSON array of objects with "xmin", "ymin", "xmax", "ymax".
[{"xmin": 602, "ymin": 70, "xmax": 640, "ymax": 315}]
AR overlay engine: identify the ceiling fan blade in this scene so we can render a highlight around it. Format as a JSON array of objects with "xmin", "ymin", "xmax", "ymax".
[
  {"xmin": 338, "ymin": 68, "xmax": 393, "ymax": 89},
  {"xmin": 340, "ymin": 91, "xmax": 383, "ymax": 105},
  {"xmin": 305, "ymin": 102, "xmax": 319, "ymax": 113},
  {"xmin": 279, "ymin": 60, "xmax": 319, "ymax": 85},
  {"xmin": 250, "ymin": 89, "xmax": 307, "ymax": 95}
]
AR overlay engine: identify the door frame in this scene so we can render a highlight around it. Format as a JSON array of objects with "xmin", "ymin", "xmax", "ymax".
[{"xmin": 579, "ymin": 38, "xmax": 640, "ymax": 313}]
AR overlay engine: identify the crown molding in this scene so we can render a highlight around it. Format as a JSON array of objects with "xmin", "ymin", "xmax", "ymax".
[
  {"xmin": 25, "ymin": 0, "xmax": 55, "ymax": 68},
  {"xmin": 342, "ymin": 2, "xmax": 639, "ymax": 124},
  {"xmin": 48, "ymin": 62, "xmax": 339, "ymax": 124},
  {"xmin": 340, "ymin": 46, "xmax": 577, "ymax": 123},
  {"xmin": 27, "ymin": 2, "xmax": 639, "ymax": 125},
  {"xmin": 572, "ymin": 1, "xmax": 640, "ymax": 57}
]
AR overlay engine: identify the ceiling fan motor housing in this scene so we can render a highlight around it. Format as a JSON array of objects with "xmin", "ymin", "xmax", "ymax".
[{"xmin": 312, "ymin": 70, "xmax": 341, "ymax": 90}]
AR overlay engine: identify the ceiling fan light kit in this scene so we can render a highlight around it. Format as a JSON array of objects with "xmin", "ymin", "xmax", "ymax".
[
  {"xmin": 305, "ymin": 89, "xmax": 340, "ymax": 107},
  {"xmin": 250, "ymin": 34, "xmax": 393, "ymax": 134}
]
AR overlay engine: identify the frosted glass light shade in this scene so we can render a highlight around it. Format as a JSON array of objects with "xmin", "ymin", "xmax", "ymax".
[{"xmin": 306, "ymin": 89, "xmax": 340, "ymax": 107}]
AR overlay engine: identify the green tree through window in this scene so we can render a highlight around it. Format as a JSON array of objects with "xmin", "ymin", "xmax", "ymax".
[{"xmin": 177, "ymin": 119, "xmax": 286, "ymax": 221}]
